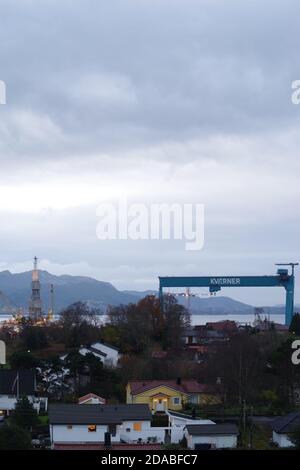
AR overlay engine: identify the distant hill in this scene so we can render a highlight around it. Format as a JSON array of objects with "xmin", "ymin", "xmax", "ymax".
[
  {"xmin": 0, "ymin": 269, "xmax": 297, "ymax": 315},
  {"xmin": 0, "ymin": 289, "xmax": 16, "ymax": 313},
  {"xmin": 0, "ymin": 270, "xmax": 138, "ymax": 313}
]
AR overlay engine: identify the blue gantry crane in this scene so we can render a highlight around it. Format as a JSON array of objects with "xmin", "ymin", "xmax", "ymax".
[{"xmin": 159, "ymin": 263, "xmax": 298, "ymax": 326}]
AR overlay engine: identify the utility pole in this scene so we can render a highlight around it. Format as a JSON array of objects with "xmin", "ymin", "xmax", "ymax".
[
  {"xmin": 242, "ymin": 399, "xmax": 246, "ymax": 432},
  {"xmin": 248, "ymin": 406, "xmax": 253, "ymax": 449}
]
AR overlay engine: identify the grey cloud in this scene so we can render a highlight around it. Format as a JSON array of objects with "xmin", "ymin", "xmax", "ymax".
[{"xmin": 0, "ymin": 0, "xmax": 299, "ymax": 303}]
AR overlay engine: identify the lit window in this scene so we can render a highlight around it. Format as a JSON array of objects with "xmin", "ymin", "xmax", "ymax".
[
  {"xmin": 133, "ymin": 422, "xmax": 142, "ymax": 432},
  {"xmin": 88, "ymin": 424, "xmax": 97, "ymax": 432}
]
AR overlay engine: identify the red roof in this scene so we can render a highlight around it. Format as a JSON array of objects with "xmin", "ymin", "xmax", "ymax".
[
  {"xmin": 78, "ymin": 393, "xmax": 106, "ymax": 404},
  {"xmin": 128, "ymin": 379, "xmax": 214, "ymax": 395},
  {"xmin": 54, "ymin": 443, "xmax": 162, "ymax": 450},
  {"xmin": 206, "ymin": 320, "xmax": 238, "ymax": 332}
]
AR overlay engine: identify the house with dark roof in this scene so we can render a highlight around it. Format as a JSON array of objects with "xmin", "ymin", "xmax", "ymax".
[
  {"xmin": 48, "ymin": 403, "xmax": 165, "ymax": 447},
  {"xmin": 0, "ymin": 369, "xmax": 47, "ymax": 417},
  {"xmin": 182, "ymin": 324, "xmax": 232, "ymax": 347},
  {"xmin": 126, "ymin": 379, "xmax": 220, "ymax": 412},
  {"xmin": 272, "ymin": 412, "xmax": 300, "ymax": 447},
  {"xmin": 166, "ymin": 410, "xmax": 215, "ymax": 444},
  {"xmin": 184, "ymin": 423, "xmax": 239, "ymax": 449},
  {"xmin": 78, "ymin": 342, "xmax": 120, "ymax": 367}
]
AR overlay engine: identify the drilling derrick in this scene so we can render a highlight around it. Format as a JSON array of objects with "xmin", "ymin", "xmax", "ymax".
[{"xmin": 29, "ymin": 256, "xmax": 42, "ymax": 320}]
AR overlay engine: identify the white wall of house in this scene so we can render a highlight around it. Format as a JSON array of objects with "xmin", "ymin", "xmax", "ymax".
[
  {"xmin": 272, "ymin": 431, "xmax": 294, "ymax": 448},
  {"xmin": 184, "ymin": 430, "xmax": 237, "ymax": 449},
  {"xmin": 50, "ymin": 420, "xmax": 159, "ymax": 444},
  {"xmin": 79, "ymin": 342, "xmax": 120, "ymax": 367},
  {"xmin": 50, "ymin": 423, "xmax": 119, "ymax": 443},
  {"xmin": 167, "ymin": 413, "xmax": 215, "ymax": 444},
  {"xmin": 119, "ymin": 420, "xmax": 165, "ymax": 443},
  {"xmin": 91, "ymin": 342, "xmax": 120, "ymax": 367}
]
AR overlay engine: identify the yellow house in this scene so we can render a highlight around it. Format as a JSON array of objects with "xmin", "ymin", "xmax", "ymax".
[{"xmin": 126, "ymin": 379, "xmax": 220, "ymax": 412}]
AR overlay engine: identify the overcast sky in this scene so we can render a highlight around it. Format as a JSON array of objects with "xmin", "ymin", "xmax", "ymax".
[{"xmin": 0, "ymin": 0, "xmax": 299, "ymax": 305}]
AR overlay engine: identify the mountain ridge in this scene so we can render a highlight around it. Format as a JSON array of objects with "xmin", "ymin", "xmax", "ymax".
[{"xmin": 0, "ymin": 269, "xmax": 297, "ymax": 315}]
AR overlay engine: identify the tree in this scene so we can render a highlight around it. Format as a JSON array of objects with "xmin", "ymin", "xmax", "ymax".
[
  {"xmin": 204, "ymin": 332, "xmax": 270, "ymax": 405},
  {"xmin": 288, "ymin": 424, "xmax": 300, "ymax": 448},
  {"xmin": 107, "ymin": 294, "xmax": 190, "ymax": 354},
  {"xmin": 11, "ymin": 396, "xmax": 39, "ymax": 430},
  {"xmin": 290, "ymin": 313, "xmax": 300, "ymax": 336},
  {"xmin": 59, "ymin": 302, "xmax": 101, "ymax": 347},
  {"xmin": 10, "ymin": 351, "xmax": 40, "ymax": 370},
  {"xmin": 20, "ymin": 325, "xmax": 48, "ymax": 350},
  {"xmin": 269, "ymin": 337, "xmax": 300, "ymax": 406},
  {"xmin": 0, "ymin": 424, "xmax": 32, "ymax": 450}
]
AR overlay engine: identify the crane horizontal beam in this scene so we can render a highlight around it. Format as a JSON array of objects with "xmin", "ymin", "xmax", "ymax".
[
  {"xmin": 159, "ymin": 275, "xmax": 291, "ymax": 289},
  {"xmin": 159, "ymin": 269, "xmax": 296, "ymax": 326}
]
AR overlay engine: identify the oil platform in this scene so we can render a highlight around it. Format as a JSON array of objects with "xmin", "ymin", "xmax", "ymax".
[{"xmin": 29, "ymin": 256, "xmax": 43, "ymax": 320}]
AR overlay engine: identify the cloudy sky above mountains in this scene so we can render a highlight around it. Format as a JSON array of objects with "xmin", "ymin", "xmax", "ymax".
[{"xmin": 0, "ymin": 0, "xmax": 299, "ymax": 304}]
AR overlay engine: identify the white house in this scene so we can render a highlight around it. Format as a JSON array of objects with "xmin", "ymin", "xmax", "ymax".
[
  {"xmin": 184, "ymin": 424, "xmax": 238, "ymax": 449},
  {"xmin": 167, "ymin": 410, "xmax": 215, "ymax": 443},
  {"xmin": 78, "ymin": 342, "xmax": 120, "ymax": 367},
  {"xmin": 49, "ymin": 403, "xmax": 165, "ymax": 448},
  {"xmin": 0, "ymin": 370, "xmax": 48, "ymax": 417},
  {"xmin": 272, "ymin": 412, "xmax": 300, "ymax": 447}
]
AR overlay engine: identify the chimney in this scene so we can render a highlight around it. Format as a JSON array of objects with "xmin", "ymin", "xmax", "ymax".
[{"xmin": 176, "ymin": 377, "xmax": 181, "ymax": 385}]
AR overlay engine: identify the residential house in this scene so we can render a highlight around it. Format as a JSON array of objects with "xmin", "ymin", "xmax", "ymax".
[
  {"xmin": 167, "ymin": 410, "xmax": 215, "ymax": 443},
  {"xmin": 182, "ymin": 324, "xmax": 231, "ymax": 346},
  {"xmin": 184, "ymin": 423, "xmax": 239, "ymax": 449},
  {"xmin": 272, "ymin": 412, "xmax": 300, "ymax": 447},
  {"xmin": 49, "ymin": 403, "xmax": 165, "ymax": 448},
  {"xmin": 0, "ymin": 369, "xmax": 48, "ymax": 417},
  {"xmin": 78, "ymin": 342, "xmax": 120, "ymax": 367},
  {"xmin": 206, "ymin": 320, "xmax": 238, "ymax": 333},
  {"xmin": 126, "ymin": 379, "xmax": 220, "ymax": 412},
  {"xmin": 78, "ymin": 393, "xmax": 106, "ymax": 405}
]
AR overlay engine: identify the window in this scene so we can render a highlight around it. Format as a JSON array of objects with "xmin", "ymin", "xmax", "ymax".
[
  {"xmin": 188, "ymin": 394, "xmax": 198, "ymax": 404},
  {"xmin": 133, "ymin": 422, "xmax": 142, "ymax": 432},
  {"xmin": 173, "ymin": 397, "xmax": 181, "ymax": 405},
  {"xmin": 88, "ymin": 424, "xmax": 97, "ymax": 432},
  {"xmin": 126, "ymin": 428, "xmax": 131, "ymax": 432},
  {"xmin": 67, "ymin": 425, "xmax": 73, "ymax": 430}
]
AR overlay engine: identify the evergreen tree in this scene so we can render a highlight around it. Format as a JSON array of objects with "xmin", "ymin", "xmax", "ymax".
[
  {"xmin": 289, "ymin": 313, "xmax": 300, "ymax": 336},
  {"xmin": 0, "ymin": 424, "xmax": 32, "ymax": 450},
  {"xmin": 11, "ymin": 396, "xmax": 38, "ymax": 430}
]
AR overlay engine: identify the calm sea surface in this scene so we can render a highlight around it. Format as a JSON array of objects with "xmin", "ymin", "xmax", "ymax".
[{"xmin": 0, "ymin": 313, "xmax": 285, "ymax": 326}]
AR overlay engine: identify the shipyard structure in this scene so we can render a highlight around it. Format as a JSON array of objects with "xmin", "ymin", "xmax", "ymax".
[{"xmin": 29, "ymin": 256, "xmax": 43, "ymax": 320}]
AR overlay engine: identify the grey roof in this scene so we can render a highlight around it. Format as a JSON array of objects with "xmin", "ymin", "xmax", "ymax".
[
  {"xmin": 0, "ymin": 370, "xmax": 35, "ymax": 395},
  {"xmin": 98, "ymin": 342, "xmax": 119, "ymax": 352},
  {"xmin": 49, "ymin": 404, "xmax": 152, "ymax": 425},
  {"xmin": 185, "ymin": 424, "xmax": 239, "ymax": 436},
  {"xmin": 168, "ymin": 410, "xmax": 199, "ymax": 420},
  {"xmin": 87, "ymin": 346, "xmax": 107, "ymax": 357},
  {"xmin": 272, "ymin": 412, "xmax": 300, "ymax": 434}
]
